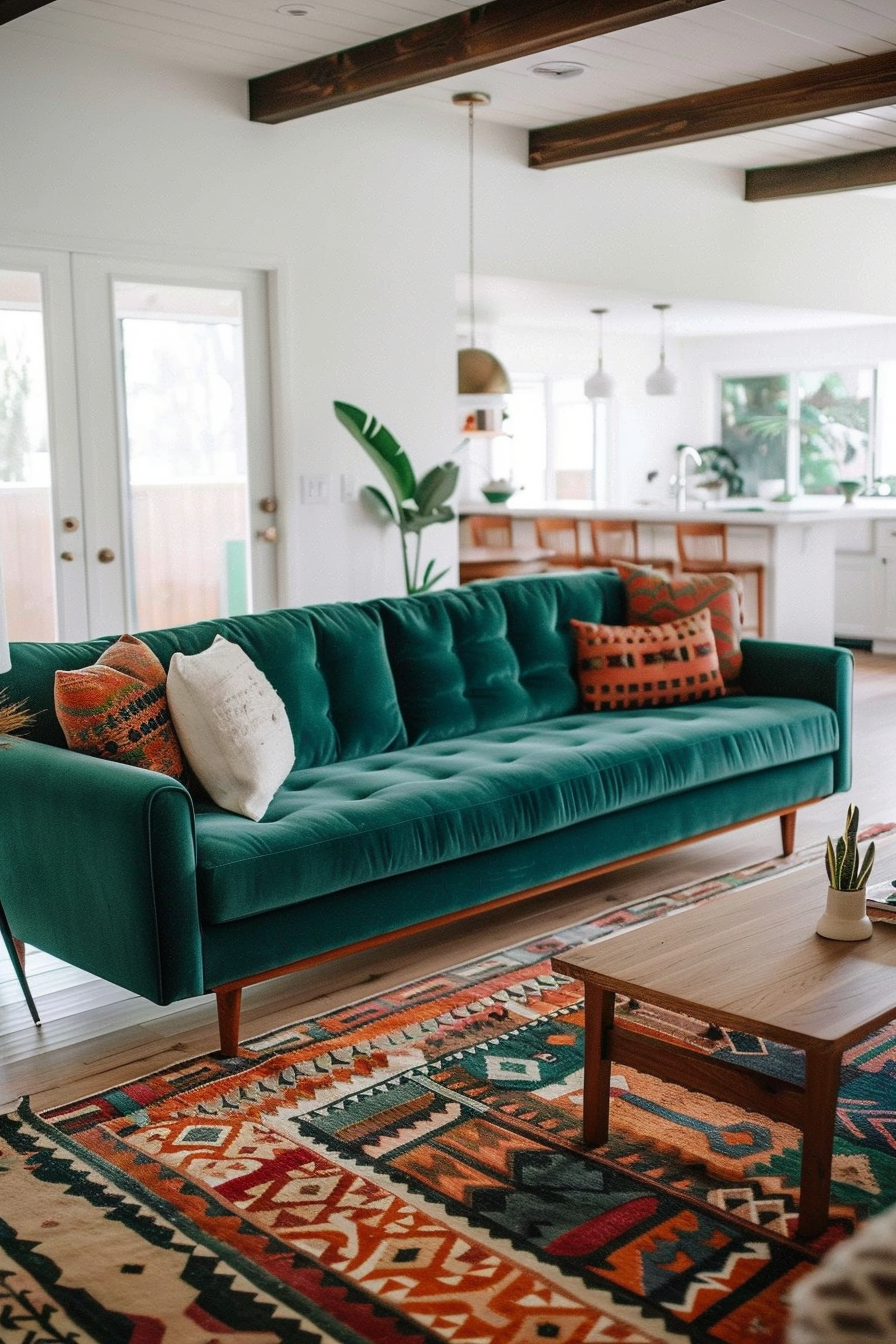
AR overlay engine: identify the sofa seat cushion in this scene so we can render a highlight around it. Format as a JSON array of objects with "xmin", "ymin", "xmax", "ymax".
[{"xmin": 194, "ymin": 696, "xmax": 839, "ymax": 927}]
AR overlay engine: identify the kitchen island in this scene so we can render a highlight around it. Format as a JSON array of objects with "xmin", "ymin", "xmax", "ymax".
[{"xmin": 459, "ymin": 500, "xmax": 896, "ymax": 646}]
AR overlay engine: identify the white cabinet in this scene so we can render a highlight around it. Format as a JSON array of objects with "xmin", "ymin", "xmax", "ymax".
[
  {"xmin": 835, "ymin": 554, "xmax": 878, "ymax": 639},
  {"xmin": 873, "ymin": 522, "xmax": 896, "ymax": 647},
  {"xmin": 834, "ymin": 519, "xmax": 896, "ymax": 649}
]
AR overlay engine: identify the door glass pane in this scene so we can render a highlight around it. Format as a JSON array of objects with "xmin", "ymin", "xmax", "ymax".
[
  {"xmin": 115, "ymin": 282, "xmax": 252, "ymax": 630},
  {"xmin": 798, "ymin": 369, "xmax": 873, "ymax": 495},
  {"xmin": 0, "ymin": 270, "xmax": 57, "ymax": 640},
  {"xmin": 720, "ymin": 375, "xmax": 789, "ymax": 496}
]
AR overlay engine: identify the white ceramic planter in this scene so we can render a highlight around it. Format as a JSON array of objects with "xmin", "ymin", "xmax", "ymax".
[{"xmin": 816, "ymin": 886, "xmax": 873, "ymax": 941}]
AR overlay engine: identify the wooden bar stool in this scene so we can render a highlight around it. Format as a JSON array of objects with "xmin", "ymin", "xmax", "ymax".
[
  {"xmin": 468, "ymin": 515, "xmax": 513, "ymax": 548},
  {"xmin": 676, "ymin": 521, "xmax": 765, "ymax": 636},
  {"xmin": 589, "ymin": 518, "xmax": 638, "ymax": 566},
  {"xmin": 534, "ymin": 517, "xmax": 586, "ymax": 568},
  {"xmin": 589, "ymin": 519, "xmax": 676, "ymax": 574}
]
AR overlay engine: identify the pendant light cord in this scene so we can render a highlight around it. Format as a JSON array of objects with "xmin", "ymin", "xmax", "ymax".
[{"xmin": 467, "ymin": 100, "xmax": 476, "ymax": 350}]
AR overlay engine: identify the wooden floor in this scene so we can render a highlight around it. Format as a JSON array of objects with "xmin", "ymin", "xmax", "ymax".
[{"xmin": 3, "ymin": 650, "xmax": 895, "ymax": 1114}]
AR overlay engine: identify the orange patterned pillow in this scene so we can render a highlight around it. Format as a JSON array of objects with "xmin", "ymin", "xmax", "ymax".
[
  {"xmin": 615, "ymin": 561, "xmax": 743, "ymax": 685},
  {"xmin": 571, "ymin": 609, "xmax": 725, "ymax": 711},
  {"xmin": 54, "ymin": 634, "xmax": 186, "ymax": 779}
]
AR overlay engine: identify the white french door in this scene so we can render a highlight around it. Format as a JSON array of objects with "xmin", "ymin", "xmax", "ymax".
[{"xmin": 0, "ymin": 248, "xmax": 278, "ymax": 642}]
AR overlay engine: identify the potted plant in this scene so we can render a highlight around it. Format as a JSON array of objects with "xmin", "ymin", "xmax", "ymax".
[
  {"xmin": 816, "ymin": 804, "xmax": 875, "ymax": 941},
  {"xmin": 683, "ymin": 444, "xmax": 744, "ymax": 500},
  {"xmin": 334, "ymin": 402, "xmax": 459, "ymax": 595}
]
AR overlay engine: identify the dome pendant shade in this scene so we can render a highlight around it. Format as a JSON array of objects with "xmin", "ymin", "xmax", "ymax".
[
  {"xmin": 645, "ymin": 358, "xmax": 677, "ymax": 396},
  {"xmin": 584, "ymin": 367, "xmax": 614, "ymax": 399},
  {"xmin": 458, "ymin": 347, "xmax": 512, "ymax": 396},
  {"xmin": 646, "ymin": 302, "xmax": 676, "ymax": 397},
  {"xmin": 584, "ymin": 307, "xmax": 614, "ymax": 399}
]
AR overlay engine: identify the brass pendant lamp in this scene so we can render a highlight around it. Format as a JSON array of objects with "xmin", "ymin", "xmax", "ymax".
[{"xmin": 454, "ymin": 92, "xmax": 511, "ymax": 396}]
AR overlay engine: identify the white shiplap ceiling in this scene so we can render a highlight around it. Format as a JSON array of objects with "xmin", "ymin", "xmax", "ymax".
[{"xmin": 11, "ymin": 0, "xmax": 896, "ymax": 170}]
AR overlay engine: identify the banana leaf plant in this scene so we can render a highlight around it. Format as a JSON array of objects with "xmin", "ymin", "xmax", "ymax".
[{"xmin": 334, "ymin": 401, "xmax": 459, "ymax": 595}]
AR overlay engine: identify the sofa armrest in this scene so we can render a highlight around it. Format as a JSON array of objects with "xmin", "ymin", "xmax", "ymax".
[
  {"xmin": 0, "ymin": 738, "xmax": 203, "ymax": 1004},
  {"xmin": 738, "ymin": 638, "xmax": 853, "ymax": 794}
]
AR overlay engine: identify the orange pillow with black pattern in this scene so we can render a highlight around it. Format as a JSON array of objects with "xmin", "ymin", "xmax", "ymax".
[
  {"xmin": 571, "ymin": 609, "xmax": 725, "ymax": 711},
  {"xmin": 54, "ymin": 634, "xmax": 186, "ymax": 779},
  {"xmin": 614, "ymin": 560, "xmax": 743, "ymax": 686}
]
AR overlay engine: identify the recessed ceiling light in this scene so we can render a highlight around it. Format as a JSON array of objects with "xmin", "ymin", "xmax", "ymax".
[
  {"xmin": 277, "ymin": 3, "xmax": 316, "ymax": 14},
  {"xmin": 529, "ymin": 61, "xmax": 586, "ymax": 79}
]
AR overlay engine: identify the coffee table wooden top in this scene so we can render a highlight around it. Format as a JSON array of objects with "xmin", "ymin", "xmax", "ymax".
[{"xmin": 552, "ymin": 858, "xmax": 896, "ymax": 1052}]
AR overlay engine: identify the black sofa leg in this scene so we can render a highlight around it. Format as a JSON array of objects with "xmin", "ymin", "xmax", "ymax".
[
  {"xmin": 780, "ymin": 810, "xmax": 796, "ymax": 857},
  {"xmin": 0, "ymin": 902, "xmax": 40, "ymax": 1026},
  {"xmin": 216, "ymin": 987, "xmax": 242, "ymax": 1056}
]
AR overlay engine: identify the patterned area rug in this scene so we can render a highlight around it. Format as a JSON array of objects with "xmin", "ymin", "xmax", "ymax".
[{"xmin": 3, "ymin": 828, "xmax": 896, "ymax": 1344}]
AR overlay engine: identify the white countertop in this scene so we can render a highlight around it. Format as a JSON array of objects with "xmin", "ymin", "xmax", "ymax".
[{"xmin": 460, "ymin": 498, "xmax": 896, "ymax": 528}]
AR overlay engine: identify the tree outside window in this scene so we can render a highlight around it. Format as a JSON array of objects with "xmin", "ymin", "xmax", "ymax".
[{"xmin": 721, "ymin": 370, "xmax": 873, "ymax": 496}]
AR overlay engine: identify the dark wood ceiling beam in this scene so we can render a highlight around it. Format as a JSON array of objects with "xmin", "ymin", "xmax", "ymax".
[
  {"xmin": 249, "ymin": 0, "xmax": 726, "ymax": 125},
  {"xmin": 0, "ymin": 0, "xmax": 56, "ymax": 23},
  {"xmin": 745, "ymin": 145, "xmax": 896, "ymax": 202},
  {"xmin": 528, "ymin": 49, "xmax": 896, "ymax": 169}
]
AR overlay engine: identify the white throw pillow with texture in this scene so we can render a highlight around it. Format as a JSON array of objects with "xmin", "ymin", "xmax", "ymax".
[{"xmin": 167, "ymin": 635, "xmax": 295, "ymax": 821}]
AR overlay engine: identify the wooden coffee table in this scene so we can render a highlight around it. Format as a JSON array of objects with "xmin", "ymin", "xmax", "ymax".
[{"xmin": 552, "ymin": 860, "xmax": 896, "ymax": 1239}]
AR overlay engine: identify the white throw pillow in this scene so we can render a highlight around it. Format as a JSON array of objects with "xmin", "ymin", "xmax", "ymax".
[{"xmin": 167, "ymin": 636, "xmax": 295, "ymax": 821}]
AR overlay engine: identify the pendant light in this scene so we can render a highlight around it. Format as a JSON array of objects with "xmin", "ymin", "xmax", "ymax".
[
  {"xmin": 584, "ymin": 307, "xmax": 614, "ymax": 399},
  {"xmin": 454, "ymin": 92, "xmax": 511, "ymax": 396},
  {"xmin": 645, "ymin": 302, "xmax": 677, "ymax": 397}
]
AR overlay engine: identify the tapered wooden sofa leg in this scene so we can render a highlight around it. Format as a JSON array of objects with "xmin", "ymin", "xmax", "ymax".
[
  {"xmin": 216, "ymin": 987, "xmax": 243, "ymax": 1057},
  {"xmin": 780, "ymin": 810, "xmax": 796, "ymax": 857}
]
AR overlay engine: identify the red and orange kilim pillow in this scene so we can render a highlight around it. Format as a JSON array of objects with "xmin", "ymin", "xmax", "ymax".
[
  {"xmin": 614, "ymin": 561, "xmax": 743, "ymax": 686},
  {"xmin": 54, "ymin": 633, "xmax": 186, "ymax": 779},
  {"xmin": 571, "ymin": 608, "xmax": 725, "ymax": 711}
]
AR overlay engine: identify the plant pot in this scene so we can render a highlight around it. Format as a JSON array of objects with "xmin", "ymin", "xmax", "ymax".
[{"xmin": 816, "ymin": 886, "xmax": 873, "ymax": 941}]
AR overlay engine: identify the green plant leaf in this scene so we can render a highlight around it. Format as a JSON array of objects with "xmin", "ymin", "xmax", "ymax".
[
  {"xmin": 360, "ymin": 484, "xmax": 397, "ymax": 524},
  {"xmin": 842, "ymin": 842, "xmax": 859, "ymax": 890},
  {"xmin": 334, "ymin": 402, "xmax": 416, "ymax": 508},
  {"xmin": 415, "ymin": 461, "xmax": 459, "ymax": 516},
  {"xmin": 414, "ymin": 561, "xmax": 449, "ymax": 593},
  {"xmin": 857, "ymin": 841, "xmax": 876, "ymax": 890},
  {"xmin": 846, "ymin": 803, "xmax": 859, "ymax": 841},
  {"xmin": 825, "ymin": 837, "xmax": 836, "ymax": 886},
  {"xmin": 835, "ymin": 836, "xmax": 846, "ymax": 880}
]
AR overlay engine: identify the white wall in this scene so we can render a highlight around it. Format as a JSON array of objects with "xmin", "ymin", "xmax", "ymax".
[{"xmin": 5, "ymin": 29, "xmax": 896, "ymax": 601}]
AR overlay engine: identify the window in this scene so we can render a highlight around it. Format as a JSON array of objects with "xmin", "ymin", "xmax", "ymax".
[
  {"xmin": 504, "ymin": 377, "xmax": 608, "ymax": 503},
  {"xmin": 721, "ymin": 370, "xmax": 874, "ymax": 496}
]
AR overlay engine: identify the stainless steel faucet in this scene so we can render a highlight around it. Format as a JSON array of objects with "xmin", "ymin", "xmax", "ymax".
[{"xmin": 674, "ymin": 444, "xmax": 703, "ymax": 512}]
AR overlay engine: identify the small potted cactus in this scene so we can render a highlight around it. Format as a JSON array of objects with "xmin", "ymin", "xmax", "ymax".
[{"xmin": 816, "ymin": 804, "xmax": 875, "ymax": 941}]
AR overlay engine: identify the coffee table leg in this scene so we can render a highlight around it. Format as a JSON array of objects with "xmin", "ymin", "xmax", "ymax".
[
  {"xmin": 798, "ymin": 1047, "xmax": 842, "ymax": 1239},
  {"xmin": 583, "ymin": 984, "xmax": 615, "ymax": 1148}
]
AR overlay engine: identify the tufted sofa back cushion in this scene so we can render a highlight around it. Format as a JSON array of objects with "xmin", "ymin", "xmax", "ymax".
[
  {"xmin": 371, "ymin": 571, "xmax": 622, "ymax": 744},
  {"xmin": 5, "ymin": 605, "xmax": 407, "ymax": 766},
  {"xmin": 3, "ymin": 571, "xmax": 625, "ymax": 758}
]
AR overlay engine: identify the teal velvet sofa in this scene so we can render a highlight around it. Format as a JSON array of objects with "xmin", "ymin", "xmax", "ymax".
[{"xmin": 0, "ymin": 571, "xmax": 851, "ymax": 1053}]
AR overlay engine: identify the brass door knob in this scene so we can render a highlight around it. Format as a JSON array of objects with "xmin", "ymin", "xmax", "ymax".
[
  {"xmin": 97, "ymin": 548, "xmax": 116, "ymax": 563},
  {"xmin": 259, "ymin": 496, "xmax": 278, "ymax": 514},
  {"xmin": 256, "ymin": 526, "xmax": 278, "ymax": 543},
  {"xmin": 60, "ymin": 551, "xmax": 74, "ymax": 562},
  {"xmin": 61, "ymin": 516, "xmax": 80, "ymax": 532}
]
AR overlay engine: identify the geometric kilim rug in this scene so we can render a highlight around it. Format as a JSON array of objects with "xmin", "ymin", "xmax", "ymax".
[{"xmin": 2, "ymin": 825, "xmax": 895, "ymax": 1344}]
